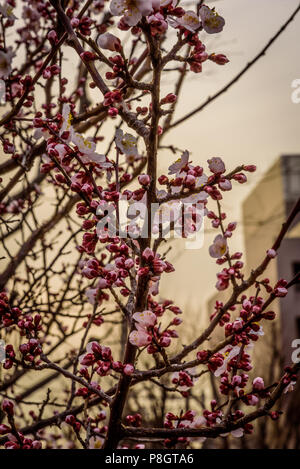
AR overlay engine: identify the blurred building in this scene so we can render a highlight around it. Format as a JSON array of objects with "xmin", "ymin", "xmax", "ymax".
[{"xmin": 207, "ymin": 155, "xmax": 300, "ymax": 365}]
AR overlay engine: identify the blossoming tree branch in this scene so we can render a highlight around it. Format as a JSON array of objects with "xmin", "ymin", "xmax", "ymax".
[{"xmin": 0, "ymin": 0, "xmax": 299, "ymax": 450}]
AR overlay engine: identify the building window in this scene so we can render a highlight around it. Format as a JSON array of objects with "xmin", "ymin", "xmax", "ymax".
[{"xmin": 292, "ymin": 262, "xmax": 300, "ymax": 292}]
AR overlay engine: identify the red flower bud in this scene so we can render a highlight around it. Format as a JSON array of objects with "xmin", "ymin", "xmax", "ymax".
[{"xmin": 2, "ymin": 399, "xmax": 14, "ymax": 416}]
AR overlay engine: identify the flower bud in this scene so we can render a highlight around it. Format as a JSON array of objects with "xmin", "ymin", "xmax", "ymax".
[
  {"xmin": 253, "ymin": 377, "xmax": 265, "ymax": 390},
  {"xmin": 2, "ymin": 399, "xmax": 14, "ymax": 416},
  {"xmin": 123, "ymin": 364, "xmax": 134, "ymax": 376},
  {"xmin": 138, "ymin": 174, "xmax": 151, "ymax": 186}
]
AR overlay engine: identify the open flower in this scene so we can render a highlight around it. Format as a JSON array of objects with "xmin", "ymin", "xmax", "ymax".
[
  {"xmin": 60, "ymin": 103, "xmax": 74, "ymax": 140},
  {"xmin": 110, "ymin": 0, "xmax": 153, "ymax": 26},
  {"xmin": 169, "ymin": 10, "xmax": 200, "ymax": 33},
  {"xmin": 129, "ymin": 310, "xmax": 157, "ymax": 347},
  {"xmin": 208, "ymin": 156, "xmax": 225, "ymax": 174},
  {"xmin": 115, "ymin": 128, "xmax": 138, "ymax": 157},
  {"xmin": 284, "ymin": 381, "xmax": 296, "ymax": 394},
  {"xmin": 133, "ymin": 310, "xmax": 157, "ymax": 327},
  {"xmin": 89, "ymin": 435, "xmax": 104, "ymax": 449},
  {"xmin": 85, "ymin": 287, "xmax": 98, "ymax": 305},
  {"xmin": 79, "ymin": 341, "xmax": 99, "ymax": 367},
  {"xmin": 172, "ymin": 367, "xmax": 199, "ymax": 391},
  {"xmin": 168, "ymin": 150, "xmax": 189, "ymax": 175},
  {"xmin": 129, "ymin": 326, "xmax": 152, "ymax": 347},
  {"xmin": 209, "ymin": 234, "xmax": 228, "ymax": 258},
  {"xmin": 72, "ymin": 132, "xmax": 110, "ymax": 166},
  {"xmin": 199, "ymin": 5, "xmax": 225, "ymax": 34},
  {"xmin": 0, "ymin": 4, "xmax": 18, "ymax": 20},
  {"xmin": 55, "ymin": 104, "xmax": 112, "ymax": 167},
  {"xmin": 214, "ymin": 345, "xmax": 240, "ymax": 377}
]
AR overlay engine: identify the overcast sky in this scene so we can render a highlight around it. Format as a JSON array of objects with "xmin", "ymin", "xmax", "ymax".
[{"xmin": 159, "ymin": 0, "xmax": 300, "ymax": 311}]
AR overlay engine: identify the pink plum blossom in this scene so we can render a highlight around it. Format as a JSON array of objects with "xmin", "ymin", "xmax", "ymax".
[
  {"xmin": 110, "ymin": 0, "xmax": 154, "ymax": 26},
  {"xmin": 208, "ymin": 156, "xmax": 226, "ymax": 174},
  {"xmin": 253, "ymin": 377, "xmax": 265, "ymax": 391},
  {"xmin": 115, "ymin": 128, "xmax": 138, "ymax": 156},
  {"xmin": 214, "ymin": 345, "xmax": 241, "ymax": 377},
  {"xmin": 132, "ymin": 310, "xmax": 157, "ymax": 327},
  {"xmin": 97, "ymin": 32, "xmax": 121, "ymax": 51},
  {"xmin": 169, "ymin": 11, "xmax": 200, "ymax": 33},
  {"xmin": 168, "ymin": 150, "xmax": 189, "ymax": 175},
  {"xmin": 199, "ymin": 5, "xmax": 225, "ymax": 34},
  {"xmin": 209, "ymin": 234, "xmax": 228, "ymax": 258},
  {"xmin": 129, "ymin": 327, "xmax": 152, "ymax": 347},
  {"xmin": 0, "ymin": 4, "xmax": 17, "ymax": 20}
]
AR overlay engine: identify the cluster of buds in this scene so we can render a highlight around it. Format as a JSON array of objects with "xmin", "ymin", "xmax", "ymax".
[
  {"xmin": 79, "ymin": 341, "xmax": 113, "ymax": 377},
  {"xmin": 82, "ymin": 312, "xmax": 104, "ymax": 328},
  {"xmin": 107, "ymin": 54, "xmax": 124, "ymax": 81},
  {"xmin": 0, "ymin": 198, "xmax": 26, "ymax": 215},
  {"xmin": 19, "ymin": 338, "xmax": 43, "ymax": 364},
  {"xmin": 125, "ymin": 413, "xmax": 142, "ymax": 427},
  {"xmin": 81, "ymin": 250, "xmax": 132, "ymax": 292},
  {"xmin": 147, "ymin": 297, "xmax": 182, "ymax": 317},
  {"xmin": 78, "ymin": 341, "xmax": 135, "ymax": 379},
  {"xmin": 80, "ymin": 231, "xmax": 99, "ymax": 255},
  {"xmin": 164, "ymin": 410, "xmax": 195, "ymax": 428},
  {"xmin": 238, "ymin": 296, "xmax": 276, "ymax": 322},
  {"xmin": 210, "ymin": 300, "xmax": 235, "ymax": 326},
  {"xmin": 138, "ymin": 247, "xmax": 174, "ymax": 278},
  {"xmin": 163, "ymin": 410, "xmax": 196, "ymax": 448},
  {"xmin": 1, "ymin": 400, "xmax": 42, "ymax": 448},
  {"xmin": 4, "ymin": 434, "xmax": 42, "ymax": 450},
  {"xmin": 222, "ymin": 300, "xmax": 275, "ymax": 346},
  {"xmin": 282, "ymin": 367, "xmax": 298, "ymax": 393},
  {"xmin": 224, "ymin": 318, "xmax": 262, "ymax": 345},
  {"xmin": 70, "ymin": 172, "xmax": 94, "ymax": 195},
  {"xmin": 129, "ymin": 309, "xmax": 179, "ymax": 351},
  {"xmin": 65, "ymin": 415, "xmax": 81, "ymax": 432},
  {"xmin": 207, "ymin": 353, "xmax": 224, "ymax": 373},
  {"xmin": 188, "ymin": 37, "xmax": 209, "ymax": 73},
  {"xmin": 103, "ymin": 89, "xmax": 123, "ymax": 116},
  {"xmin": 42, "ymin": 64, "xmax": 60, "ymax": 80},
  {"xmin": 75, "ymin": 381, "xmax": 102, "ymax": 399},
  {"xmin": 172, "ymin": 371, "xmax": 194, "ymax": 390},
  {"xmin": 0, "ymin": 292, "xmax": 21, "ymax": 327},
  {"xmin": 2, "ymin": 344, "xmax": 15, "ymax": 370},
  {"xmin": 219, "ymin": 372, "xmax": 249, "ymax": 396},
  {"xmin": 0, "ymin": 292, "xmax": 42, "ymax": 337},
  {"xmin": 18, "ymin": 314, "xmax": 42, "ymax": 336},
  {"xmin": 147, "ymin": 12, "xmax": 168, "ymax": 36},
  {"xmin": 203, "ymin": 404, "xmax": 253, "ymax": 435},
  {"xmin": 160, "ymin": 93, "xmax": 177, "ymax": 105},
  {"xmin": 215, "ymin": 267, "xmax": 234, "ymax": 291},
  {"xmin": 273, "ymin": 279, "xmax": 288, "ymax": 297},
  {"xmin": 70, "ymin": 15, "xmax": 93, "ymax": 36},
  {"xmin": 166, "ymin": 165, "xmax": 205, "ymax": 193},
  {"xmin": 1, "ymin": 139, "xmax": 15, "ymax": 154}
]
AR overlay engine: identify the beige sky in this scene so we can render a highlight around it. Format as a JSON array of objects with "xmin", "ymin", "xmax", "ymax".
[{"xmin": 159, "ymin": 0, "xmax": 300, "ymax": 311}]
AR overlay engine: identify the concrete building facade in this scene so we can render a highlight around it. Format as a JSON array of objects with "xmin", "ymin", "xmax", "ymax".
[{"xmin": 207, "ymin": 155, "xmax": 300, "ymax": 366}]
